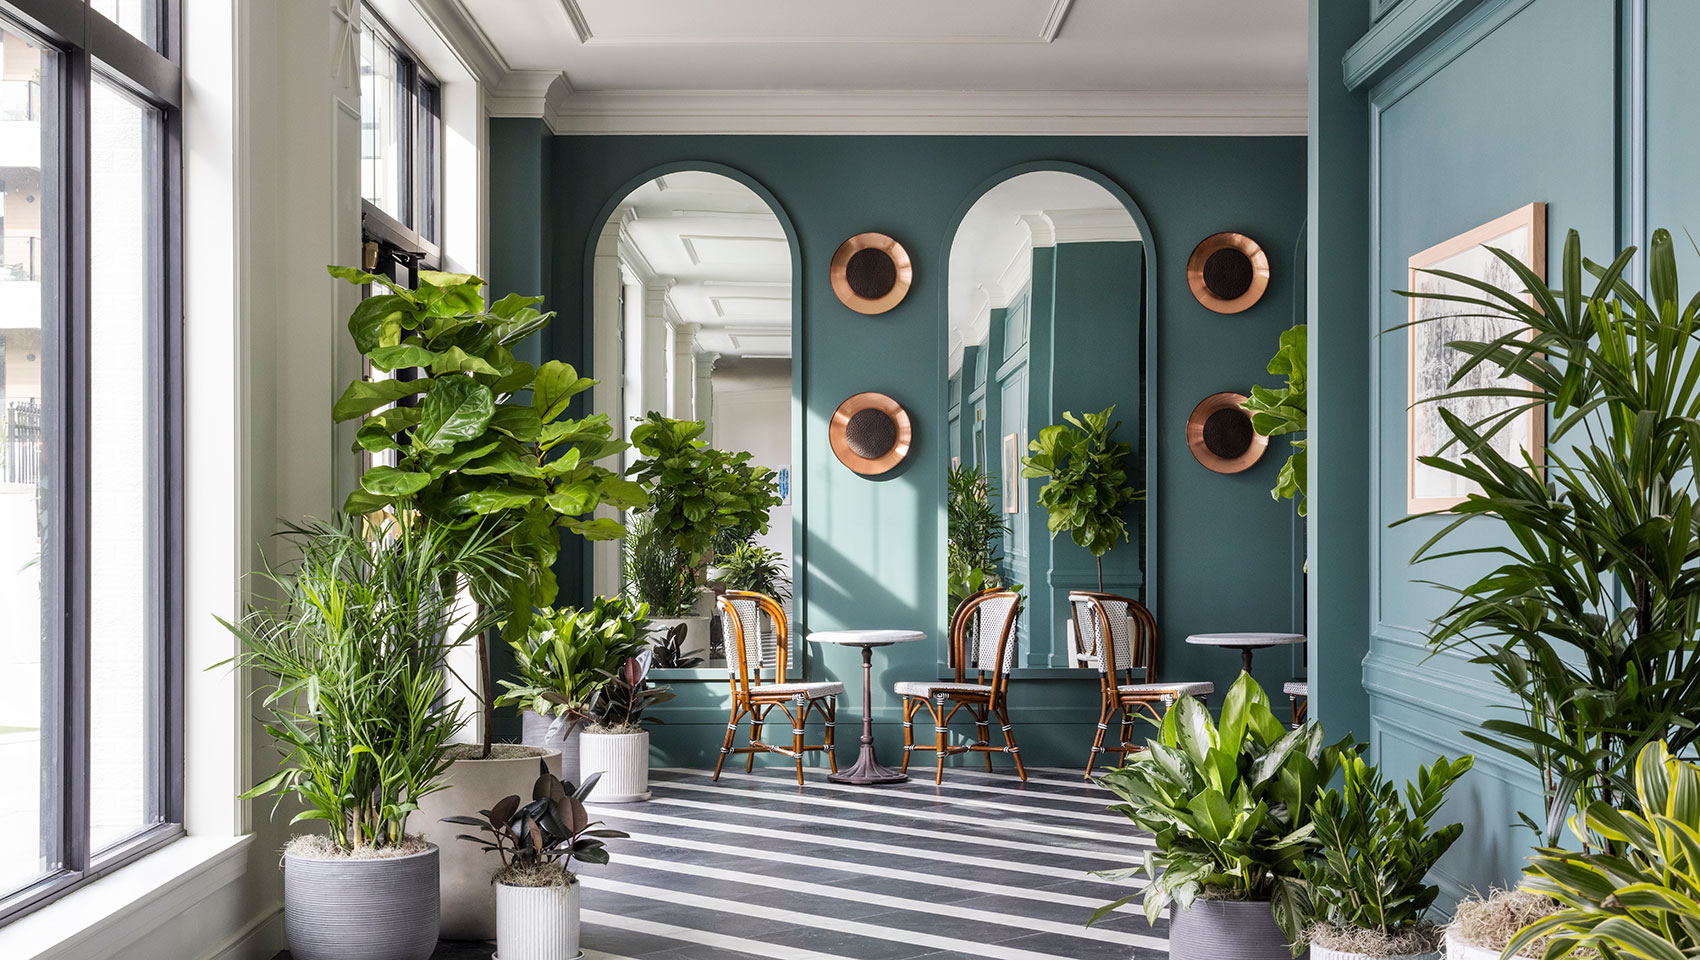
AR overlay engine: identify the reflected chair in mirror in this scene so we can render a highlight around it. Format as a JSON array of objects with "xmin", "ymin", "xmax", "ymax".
[
  {"xmin": 713, "ymin": 590, "xmax": 842, "ymax": 785},
  {"xmin": 1069, "ymin": 591, "xmax": 1214, "ymax": 780},
  {"xmin": 894, "ymin": 587, "xmax": 1027, "ymax": 784},
  {"xmin": 1284, "ymin": 680, "xmax": 1308, "ymax": 728}
]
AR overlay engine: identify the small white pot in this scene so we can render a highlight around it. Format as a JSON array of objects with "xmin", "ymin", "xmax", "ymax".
[
  {"xmin": 580, "ymin": 728, "xmax": 650, "ymax": 802},
  {"xmin": 649, "ymin": 616, "xmax": 710, "ymax": 663},
  {"xmin": 1313, "ymin": 945, "xmax": 1440, "ymax": 960},
  {"xmin": 1446, "ymin": 932, "xmax": 1534, "ymax": 960},
  {"xmin": 495, "ymin": 879, "xmax": 580, "ymax": 960}
]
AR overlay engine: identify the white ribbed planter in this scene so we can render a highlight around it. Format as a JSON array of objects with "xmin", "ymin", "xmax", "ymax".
[
  {"xmin": 415, "ymin": 746, "xmax": 561, "ymax": 940},
  {"xmin": 494, "ymin": 880, "xmax": 581, "ymax": 960},
  {"xmin": 650, "ymin": 616, "xmax": 710, "ymax": 664},
  {"xmin": 522, "ymin": 710, "xmax": 581, "ymax": 787},
  {"xmin": 283, "ymin": 845, "xmax": 439, "ymax": 960},
  {"xmin": 580, "ymin": 729, "xmax": 650, "ymax": 802},
  {"xmin": 1168, "ymin": 899, "xmax": 1306, "ymax": 960},
  {"xmin": 1313, "ymin": 946, "xmax": 1440, "ymax": 960},
  {"xmin": 1446, "ymin": 932, "xmax": 1534, "ymax": 960}
]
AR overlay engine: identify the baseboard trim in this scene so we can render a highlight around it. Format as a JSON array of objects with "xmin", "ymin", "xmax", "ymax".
[{"xmin": 202, "ymin": 907, "xmax": 283, "ymax": 960}]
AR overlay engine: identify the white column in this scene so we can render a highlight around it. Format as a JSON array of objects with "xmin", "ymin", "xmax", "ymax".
[
  {"xmin": 694, "ymin": 352, "xmax": 719, "ymax": 445},
  {"xmin": 641, "ymin": 282, "xmax": 671, "ymax": 422},
  {"xmin": 668, "ymin": 321, "xmax": 699, "ymax": 421},
  {"xmin": 589, "ymin": 212, "xmax": 628, "ymax": 599}
]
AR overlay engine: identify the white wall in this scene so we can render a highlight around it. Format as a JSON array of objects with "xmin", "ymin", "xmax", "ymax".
[{"xmin": 711, "ymin": 360, "xmax": 793, "ymax": 570}]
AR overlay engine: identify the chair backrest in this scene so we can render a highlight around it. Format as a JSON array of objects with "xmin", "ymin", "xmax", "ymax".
[
  {"xmin": 716, "ymin": 590, "xmax": 790, "ymax": 695},
  {"xmin": 948, "ymin": 588, "xmax": 1021, "ymax": 692},
  {"xmin": 1068, "ymin": 591, "xmax": 1155, "ymax": 682}
]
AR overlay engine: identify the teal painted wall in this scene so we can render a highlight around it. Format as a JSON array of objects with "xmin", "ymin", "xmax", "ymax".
[{"xmin": 486, "ymin": 130, "xmax": 1308, "ymax": 768}]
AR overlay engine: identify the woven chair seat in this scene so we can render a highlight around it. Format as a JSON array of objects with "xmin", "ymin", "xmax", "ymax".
[
  {"xmin": 1116, "ymin": 681, "xmax": 1214, "ymax": 698},
  {"xmin": 893, "ymin": 680, "xmax": 990, "ymax": 697},
  {"xmin": 1283, "ymin": 680, "xmax": 1308, "ymax": 697},
  {"xmin": 750, "ymin": 681, "xmax": 844, "ymax": 699}
]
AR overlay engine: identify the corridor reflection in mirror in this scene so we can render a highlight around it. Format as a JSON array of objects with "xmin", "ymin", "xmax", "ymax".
[
  {"xmin": 588, "ymin": 171, "xmax": 794, "ymax": 674},
  {"xmin": 945, "ymin": 171, "xmax": 1143, "ymax": 668}
]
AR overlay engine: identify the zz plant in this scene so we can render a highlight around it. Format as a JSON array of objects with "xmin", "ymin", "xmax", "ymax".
[
  {"xmin": 1092, "ymin": 673, "xmax": 1351, "ymax": 944},
  {"xmin": 1395, "ymin": 228, "xmax": 1700, "ymax": 844},
  {"xmin": 1508, "ymin": 741, "xmax": 1700, "ymax": 960},
  {"xmin": 1020, "ymin": 405, "xmax": 1141, "ymax": 592}
]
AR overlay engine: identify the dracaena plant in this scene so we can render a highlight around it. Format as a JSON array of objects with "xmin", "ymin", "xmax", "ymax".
[
  {"xmin": 495, "ymin": 596, "xmax": 654, "ymax": 737},
  {"xmin": 328, "ymin": 267, "xmax": 649, "ymax": 754},
  {"xmin": 1508, "ymin": 741, "xmax": 1700, "ymax": 960},
  {"xmin": 1392, "ymin": 228, "xmax": 1700, "ymax": 847},
  {"xmin": 443, "ymin": 764, "xmax": 628, "ymax": 884},
  {"xmin": 1301, "ymin": 752, "xmax": 1472, "ymax": 953},
  {"xmin": 1020, "ymin": 405, "xmax": 1142, "ymax": 592},
  {"xmin": 1242, "ymin": 323, "xmax": 1308, "ymax": 516},
  {"xmin": 1092, "ymin": 673, "xmax": 1353, "ymax": 947},
  {"xmin": 625, "ymin": 412, "xmax": 782, "ymax": 579}
]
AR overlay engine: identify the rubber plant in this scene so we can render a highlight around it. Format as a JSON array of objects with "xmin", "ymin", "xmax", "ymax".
[
  {"xmin": 1019, "ymin": 405, "xmax": 1142, "ymax": 592},
  {"xmin": 329, "ymin": 267, "xmax": 649, "ymax": 755},
  {"xmin": 1242, "ymin": 323, "xmax": 1307, "ymax": 516},
  {"xmin": 1393, "ymin": 228, "xmax": 1700, "ymax": 846}
]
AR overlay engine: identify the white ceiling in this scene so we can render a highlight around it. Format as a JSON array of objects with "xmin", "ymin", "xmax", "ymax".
[
  {"xmin": 446, "ymin": 0, "xmax": 1310, "ymax": 134},
  {"xmin": 612, "ymin": 171, "xmax": 792, "ymax": 359}
]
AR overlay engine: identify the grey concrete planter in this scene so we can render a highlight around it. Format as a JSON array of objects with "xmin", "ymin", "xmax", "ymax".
[
  {"xmin": 283, "ymin": 845, "xmax": 439, "ymax": 960},
  {"xmin": 522, "ymin": 710, "xmax": 581, "ymax": 786},
  {"xmin": 1168, "ymin": 898, "xmax": 1307, "ymax": 960}
]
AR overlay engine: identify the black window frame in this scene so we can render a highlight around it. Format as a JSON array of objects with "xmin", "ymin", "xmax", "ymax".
[
  {"xmin": 0, "ymin": 0, "xmax": 183, "ymax": 928},
  {"xmin": 360, "ymin": 5, "xmax": 440, "ymax": 247}
]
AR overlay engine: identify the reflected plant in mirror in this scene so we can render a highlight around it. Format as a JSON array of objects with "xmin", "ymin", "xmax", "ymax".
[
  {"xmin": 1243, "ymin": 324, "xmax": 1307, "ymax": 516},
  {"xmin": 947, "ymin": 464, "xmax": 1007, "ymax": 610},
  {"xmin": 1021, "ymin": 406, "xmax": 1142, "ymax": 592},
  {"xmin": 717, "ymin": 541, "xmax": 791, "ymax": 603}
]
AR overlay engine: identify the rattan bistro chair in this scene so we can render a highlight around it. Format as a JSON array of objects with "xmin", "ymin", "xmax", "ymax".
[
  {"xmin": 1070, "ymin": 591, "xmax": 1214, "ymax": 780},
  {"xmin": 713, "ymin": 590, "xmax": 842, "ymax": 785},
  {"xmin": 894, "ymin": 588, "xmax": 1028, "ymax": 784}
]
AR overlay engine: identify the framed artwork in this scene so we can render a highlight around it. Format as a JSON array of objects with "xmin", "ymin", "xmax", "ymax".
[
  {"xmin": 1002, "ymin": 432, "xmax": 1021, "ymax": 514},
  {"xmin": 1406, "ymin": 202, "xmax": 1547, "ymax": 513}
]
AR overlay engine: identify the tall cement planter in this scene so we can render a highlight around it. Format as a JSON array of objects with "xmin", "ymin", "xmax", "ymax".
[
  {"xmin": 1168, "ymin": 899, "xmax": 1306, "ymax": 960},
  {"xmin": 415, "ymin": 745, "xmax": 560, "ymax": 940},
  {"xmin": 521, "ymin": 710, "xmax": 580, "ymax": 787},
  {"xmin": 283, "ymin": 846, "xmax": 439, "ymax": 960}
]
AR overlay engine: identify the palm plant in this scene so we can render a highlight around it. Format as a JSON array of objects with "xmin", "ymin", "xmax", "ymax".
[
  {"xmin": 947, "ymin": 464, "xmax": 1005, "ymax": 609},
  {"xmin": 1395, "ymin": 227, "xmax": 1700, "ymax": 846},
  {"xmin": 1020, "ymin": 405, "xmax": 1142, "ymax": 592},
  {"xmin": 224, "ymin": 516, "xmax": 516, "ymax": 851},
  {"xmin": 622, "ymin": 510, "xmax": 698, "ymax": 618},
  {"xmin": 1508, "ymin": 741, "xmax": 1700, "ymax": 960}
]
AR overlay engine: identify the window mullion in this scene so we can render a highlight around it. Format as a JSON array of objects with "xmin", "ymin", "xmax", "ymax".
[{"xmin": 62, "ymin": 37, "xmax": 93, "ymax": 882}]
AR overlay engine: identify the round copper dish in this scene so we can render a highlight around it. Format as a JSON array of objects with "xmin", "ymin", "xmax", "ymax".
[
  {"xmin": 1187, "ymin": 392, "xmax": 1267, "ymax": 474},
  {"xmin": 1187, "ymin": 232, "xmax": 1269, "ymax": 314},
  {"xmin": 830, "ymin": 392, "xmax": 913, "ymax": 475},
  {"xmin": 830, "ymin": 233, "xmax": 913, "ymax": 315}
]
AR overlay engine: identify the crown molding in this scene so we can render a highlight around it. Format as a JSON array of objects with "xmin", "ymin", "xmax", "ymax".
[
  {"xmin": 413, "ymin": 0, "xmax": 507, "ymax": 84},
  {"xmin": 487, "ymin": 70, "xmax": 574, "ymax": 118},
  {"xmin": 557, "ymin": 0, "xmax": 1073, "ymax": 46},
  {"xmin": 1043, "ymin": 207, "xmax": 1141, "ymax": 243},
  {"xmin": 537, "ymin": 89, "xmax": 1306, "ymax": 136}
]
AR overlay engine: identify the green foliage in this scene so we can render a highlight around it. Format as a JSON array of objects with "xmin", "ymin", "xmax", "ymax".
[
  {"xmin": 329, "ymin": 267, "xmax": 648, "ymax": 633},
  {"xmin": 494, "ymin": 596, "xmax": 653, "ymax": 729},
  {"xmin": 588, "ymin": 650, "xmax": 675, "ymax": 731},
  {"xmin": 442, "ymin": 762, "xmax": 628, "ymax": 880},
  {"xmin": 1302, "ymin": 752, "xmax": 1472, "ymax": 940},
  {"xmin": 1509, "ymin": 742, "xmax": 1700, "ymax": 960},
  {"xmin": 947, "ymin": 464, "xmax": 1006, "ymax": 610},
  {"xmin": 1020, "ymin": 405, "xmax": 1142, "ymax": 591},
  {"xmin": 1243, "ymin": 324, "xmax": 1308, "ymax": 516},
  {"xmin": 625, "ymin": 412, "xmax": 782, "ymax": 572},
  {"xmin": 1393, "ymin": 228, "xmax": 1700, "ymax": 845},
  {"xmin": 225, "ymin": 516, "xmax": 516, "ymax": 851},
  {"xmin": 650, "ymin": 623, "xmax": 703, "ymax": 669},
  {"xmin": 622, "ymin": 510, "xmax": 698, "ymax": 618},
  {"xmin": 1093, "ymin": 673, "xmax": 1353, "ymax": 947},
  {"xmin": 716, "ymin": 541, "xmax": 791, "ymax": 603}
]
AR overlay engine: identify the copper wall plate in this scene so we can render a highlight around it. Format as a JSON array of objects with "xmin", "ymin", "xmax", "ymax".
[
  {"xmin": 1187, "ymin": 392, "xmax": 1267, "ymax": 474},
  {"xmin": 830, "ymin": 392, "xmax": 913, "ymax": 475},
  {"xmin": 830, "ymin": 233, "xmax": 913, "ymax": 315},
  {"xmin": 1187, "ymin": 232, "xmax": 1269, "ymax": 314}
]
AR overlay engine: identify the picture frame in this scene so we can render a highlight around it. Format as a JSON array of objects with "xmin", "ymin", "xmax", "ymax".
[
  {"xmin": 1406, "ymin": 202, "xmax": 1547, "ymax": 513},
  {"xmin": 1002, "ymin": 432, "xmax": 1021, "ymax": 514}
]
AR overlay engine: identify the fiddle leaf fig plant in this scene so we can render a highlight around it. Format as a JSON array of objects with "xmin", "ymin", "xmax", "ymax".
[
  {"xmin": 1020, "ymin": 405, "xmax": 1142, "ymax": 592},
  {"xmin": 625, "ymin": 412, "xmax": 782, "ymax": 576},
  {"xmin": 1242, "ymin": 324, "xmax": 1308, "ymax": 516}
]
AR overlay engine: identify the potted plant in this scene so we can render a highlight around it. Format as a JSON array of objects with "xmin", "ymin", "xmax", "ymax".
[
  {"xmin": 496, "ymin": 596, "xmax": 654, "ymax": 785},
  {"xmin": 1443, "ymin": 891, "xmax": 1560, "ymax": 960},
  {"xmin": 580, "ymin": 650, "xmax": 674, "ymax": 802},
  {"xmin": 713, "ymin": 540, "xmax": 790, "ymax": 658},
  {"xmin": 946, "ymin": 463, "xmax": 1006, "ymax": 612},
  {"xmin": 328, "ymin": 267, "xmax": 647, "ymax": 938},
  {"xmin": 1494, "ymin": 741, "xmax": 1700, "ymax": 960},
  {"xmin": 1242, "ymin": 323, "xmax": 1307, "ymax": 516},
  {"xmin": 443, "ymin": 765, "xmax": 627, "ymax": 960},
  {"xmin": 1394, "ymin": 229, "xmax": 1700, "ymax": 844},
  {"xmin": 650, "ymin": 622, "xmax": 705, "ymax": 669},
  {"xmin": 622, "ymin": 509, "xmax": 707, "ymax": 661},
  {"xmin": 1091, "ymin": 672, "xmax": 1350, "ymax": 960},
  {"xmin": 1302, "ymin": 752, "xmax": 1474, "ymax": 960},
  {"xmin": 1020, "ymin": 405, "xmax": 1142, "ymax": 592},
  {"xmin": 224, "ymin": 516, "xmax": 507, "ymax": 960},
  {"xmin": 624, "ymin": 412, "xmax": 782, "ymax": 663}
]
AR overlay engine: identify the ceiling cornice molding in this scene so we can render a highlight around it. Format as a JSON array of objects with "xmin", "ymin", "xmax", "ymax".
[
  {"xmin": 418, "ymin": 0, "xmax": 508, "ymax": 84},
  {"xmin": 1015, "ymin": 215, "xmax": 1054, "ymax": 249},
  {"xmin": 539, "ymin": 88, "xmax": 1305, "ymax": 135},
  {"xmin": 1044, "ymin": 207, "xmax": 1141, "ymax": 244},
  {"xmin": 486, "ymin": 70, "xmax": 574, "ymax": 119},
  {"xmin": 556, "ymin": 0, "xmax": 1074, "ymax": 46}
]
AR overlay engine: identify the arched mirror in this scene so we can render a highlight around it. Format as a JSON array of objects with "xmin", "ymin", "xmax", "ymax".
[
  {"xmin": 945, "ymin": 170, "xmax": 1144, "ymax": 668},
  {"xmin": 588, "ymin": 171, "xmax": 794, "ymax": 674}
]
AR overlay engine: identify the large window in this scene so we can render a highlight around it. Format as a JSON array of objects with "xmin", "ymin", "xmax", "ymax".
[
  {"xmin": 0, "ymin": 0, "xmax": 181, "ymax": 925},
  {"xmin": 360, "ymin": 5, "xmax": 439, "ymax": 255}
]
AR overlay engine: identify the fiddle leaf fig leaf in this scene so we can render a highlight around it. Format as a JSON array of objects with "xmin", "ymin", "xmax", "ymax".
[
  {"xmin": 332, "ymin": 377, "xmax": 429, "ymax": 422},
  {"xmin": 416, "ymin": 376, "xmax": 495, "ymax": 453}
]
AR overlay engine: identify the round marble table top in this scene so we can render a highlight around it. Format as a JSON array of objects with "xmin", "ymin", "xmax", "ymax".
[
  {"xmin": 808, "ymin": 629, "xmax": 926, "ymax": 648},
  {"xmin": 1185, "ymin": 632, "xmax": 1306, "ymax": 648}
]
